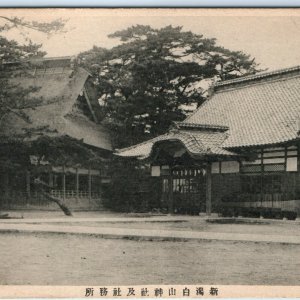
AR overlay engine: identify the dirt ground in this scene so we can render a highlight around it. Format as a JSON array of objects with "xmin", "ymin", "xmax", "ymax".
[
  {"xmin": 0, "ymin": 232, "xmax": 299, "ymax": 285},
  {"xmin": 40, "ymin": 219, "xmax": 300, "ymax": 237},
  {"xmin": 3, "ymin": 210, "xmax": 300, "ymax": 233},
  {"xmin": 1, "ymin": 210, "xmax": 125, "ymax": 219},
  {"xmin": 5, "ymin": 209, "xmax": 300, "ymax": 237}
]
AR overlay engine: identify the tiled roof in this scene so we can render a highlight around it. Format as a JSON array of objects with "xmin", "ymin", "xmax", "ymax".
[
  {"xmin": 174, "ymin": 121, "xmax": 229, "ymax": 131},
  {"xmin": 215, "ymin": 65, "xmax": 300, "ymax": 89},
  {"xmin": 116, "ymin": 130, "xmax": 235, "ymax": 159},
  {"xmin": 186, "ymin": 71, "xmax": 300, "ymax": 148},
  {"xmin": 117, "ymin": 65, "xmax": 300, "ymax": 159}
]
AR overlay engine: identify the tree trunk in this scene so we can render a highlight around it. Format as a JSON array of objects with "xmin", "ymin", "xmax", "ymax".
[{"xmin": 34, "ymin": 178, "xmax": 73, "ymax": 216}]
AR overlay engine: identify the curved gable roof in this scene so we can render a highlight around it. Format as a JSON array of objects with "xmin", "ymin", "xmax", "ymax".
[
  {"xmin": 116, "ymin": 130, "xmax": 235, "ymax": 159},
  {"xmin": 116, "ymin": 66, "xmax": 300, "ymax": 159}
]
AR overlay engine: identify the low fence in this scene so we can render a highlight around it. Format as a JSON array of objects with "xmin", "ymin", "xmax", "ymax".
[
  {"xmin": 0, "ymin": 189, "xmax": 104, "ymax": 210},
  {"xmin": 220, "ymin": 199, "xmax": 300, "ymax": 218},
  {"xmin": 50, "ymin": 190, "xmax": 100, "ymax": 199},
  {"xmin": 222, "ymin": 199, "xmax": 300, "ymax": 211}
]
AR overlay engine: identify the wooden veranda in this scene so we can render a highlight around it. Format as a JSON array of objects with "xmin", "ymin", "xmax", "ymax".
[{"xmin": 0, "ymin": 165, "xmax": 110, "ymax": 210}]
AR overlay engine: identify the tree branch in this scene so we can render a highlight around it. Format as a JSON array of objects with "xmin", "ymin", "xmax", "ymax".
[
  {"xmin": 0, "ymin": 16, "xmax": 66, "ymax": 34},
  {"xmin": 34, "ymin": 178, "xmax": 73, "ymax": 216}
]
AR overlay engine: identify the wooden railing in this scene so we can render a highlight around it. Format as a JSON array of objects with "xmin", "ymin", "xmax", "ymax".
[
  {"xmin": 50, "ymin": 190, "xmax": 101, "ymax": 199},
  {"xmin": 0, "ymin": 189, "xmax": 102, "ymax": 209}
]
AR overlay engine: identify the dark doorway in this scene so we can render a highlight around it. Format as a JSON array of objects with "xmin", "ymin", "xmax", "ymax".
[{"xmin": 162, "ymin": 166, "xmax": 206, "ymax": 215}]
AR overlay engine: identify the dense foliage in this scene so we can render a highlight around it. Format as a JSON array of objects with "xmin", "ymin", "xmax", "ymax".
[
  {"xmin": 80, "ymin": 25, "xmax": 260, "ymax": 148},
  {"xmin": 0, "ymin": 135, "xmax": 106, "ymax": 171}
]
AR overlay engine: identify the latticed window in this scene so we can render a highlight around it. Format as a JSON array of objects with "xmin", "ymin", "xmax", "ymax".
[
  {"xmin": 171, "ymin": 167, "xmax": 205, "ymax": 194},
  {"xmin": 211, "ymin": 161, "xmax": 239, "ymax": 174},
  {"xmin": 241, "ymin": 145, "xmax": 298, "ymax": 174},
  {"xmin": 241, "ymin": 165, "xmax": 262, "ymax": 173}
]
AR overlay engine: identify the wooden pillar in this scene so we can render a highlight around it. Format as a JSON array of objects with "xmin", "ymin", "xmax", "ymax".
[
  {"xmin": 260, "ymin": 148, "xmax": 264, "ymax": 207},
  {"xmin": 88, "ymin": 167, "xmax": 92, "ymax": 201},
  {"xmin": 48, "ymin": 173, "xmax": 53, "ymax": 187},
  {"xmin": 167, "ymin": 173, "xmax": 174, "ymax": 214},
  {"xmin": 53, "ymin": 174, "xmax": 57, "ymax": 187},
  {"xmin": 62, "ymin": 165, "xmax": 66, "ymax": 200},
  {"xmin": 76, "ymin": 168, "xmax": 79, "ymax": 199},
  {"xmin": 26, "ymin": 170, "xmax": 31, "ymax": 201},
  {"xmin": 4, "ymin": 172, "xmax": 9, "ymax": 196},
  {"xmin": 98, "ymin": 170, "xmax": 102, "ymax": 196},
  {"xmin": 206, "ymin": 163, "xmax": 212, "ymax": 216}
]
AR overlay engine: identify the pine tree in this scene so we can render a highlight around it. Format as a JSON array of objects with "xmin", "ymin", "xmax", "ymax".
[
  {"xmin": 0, "ymin": 16, "xmax": 77, "ymax": 216},
  {"xmin": 80, "ymin": 25, "xmax": 261, "ymax": 148}
]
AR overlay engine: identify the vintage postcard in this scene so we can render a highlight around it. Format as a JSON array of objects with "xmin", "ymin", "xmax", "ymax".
[{"xmin": 0, "ymin": 8, "xmax": 300, "ymax": 298}]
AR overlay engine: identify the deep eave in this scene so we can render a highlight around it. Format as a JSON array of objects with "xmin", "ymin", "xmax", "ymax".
[{"xmin": 0, "ymin": 57, "xmax": 112, "ymax": 152}]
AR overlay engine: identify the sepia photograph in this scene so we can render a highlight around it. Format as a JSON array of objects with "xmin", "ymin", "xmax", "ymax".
[{"xmin": 0, "ymin": 8, "xmax": 300, "ymax": 297}]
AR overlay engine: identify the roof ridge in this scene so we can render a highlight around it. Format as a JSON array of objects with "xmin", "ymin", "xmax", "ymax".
[
  {"xmin": 215, "ymin": 65, "xmax": 300, "ymax": 88},
  {"xmin": 214, "ymin": 73, "xmax": 300, "ymax": 94},
  {"xmin": 175, "ymin": 121, "xmax": 229, "ymax": 131},
  {"xmin": 32, "ymin": 56, "xmax": 73, "ymax": 61},
  {"xmin": 3, "ymin": 56, "xmax": 73, "ymax": 65}
]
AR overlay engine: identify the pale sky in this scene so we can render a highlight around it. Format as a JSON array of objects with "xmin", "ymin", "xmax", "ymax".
[{"xmin": 2, "ymin": 9, "xmax": 300, "ymax": 71}]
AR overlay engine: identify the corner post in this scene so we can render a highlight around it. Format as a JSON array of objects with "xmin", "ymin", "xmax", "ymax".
[
  {"xmin": 26, "ymin": 170, "xmax": 31, "ymax": 202},
  {"xmin": 168, "ymin": 172, "xmax": 174, "ymax": 214},
  {"xmin": 88, "ymin": 167, "xmax": 92, "ymax": 201},
  {"xmin": 206, "ymin": 162, "xmax": 212, "ymax": 216},
  {"xmin": 76, "ymin": 168, "xmax": 79, "ymax": 199},
  {"xmin": 62, "ymin": 165, "xmax": 66, "ymax": 201},
  {"xmin": 48, "ymin": 172, "xmax": 53, "ymax": 187}
]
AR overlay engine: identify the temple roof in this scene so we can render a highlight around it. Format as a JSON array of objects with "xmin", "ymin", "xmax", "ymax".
[
  {"xmin": 116, "ymin": 129, "xmax": 236, "ymax": 160},
  {"xmin": 116, "ymin": 65, "xmax": 300, "ymax": 159},
  {"xmin": 186, "ymin": 66, "xmax": 300, "ymax": 148},
  {"xmin": 0, "ymin": 57, "xmax": 112, "ymax": 151}
]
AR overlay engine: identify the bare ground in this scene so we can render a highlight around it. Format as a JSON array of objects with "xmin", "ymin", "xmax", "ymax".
[
  {"xmin": 39, "ymin": 219, "xmax": 300, "ymax": 237},
  {"xmin": 0, "ymin": 232, "xmax": 299, "ymax": 285}
]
